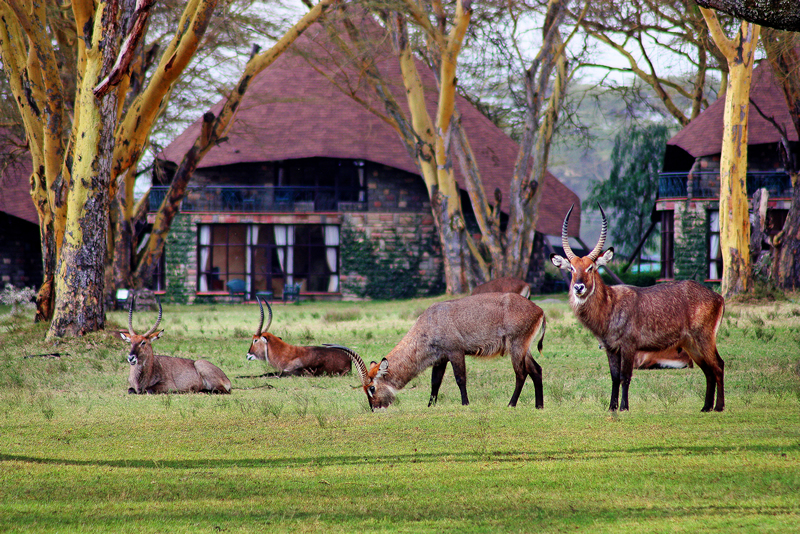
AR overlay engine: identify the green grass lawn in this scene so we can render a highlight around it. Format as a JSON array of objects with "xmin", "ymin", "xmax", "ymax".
[{"xmin": 1, "ymin": 294, "xmax": 798, "ymax": 533}]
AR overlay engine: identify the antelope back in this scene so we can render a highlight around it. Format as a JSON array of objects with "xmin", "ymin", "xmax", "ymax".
[{"xmin": 471, "ymin": 277, "xmax": 531, "ymax": 299}]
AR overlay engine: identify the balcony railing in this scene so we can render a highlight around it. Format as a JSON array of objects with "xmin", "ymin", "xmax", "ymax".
[
  {"xmin": 148, "ymin": 185, "xmax": 367, "ymax": 213},
  {"xmin": 658, "ymin": 171, "xmax": 792, "ymax": 199}
]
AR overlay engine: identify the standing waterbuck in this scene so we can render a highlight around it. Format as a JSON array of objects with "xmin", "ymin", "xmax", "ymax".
[
  {"xmin": 246, "ymin": 297, "xmax": 351, "ymax": 376},
  {"xmin": 327, "ymin": 292, "xmax": 545, "ymax": 411},
  {"xmin": 120, "ymin": 297, "xmax": 231, "ymax": 394},
  {"xmin": 550, "ymin": 205, "xmax": 725, "ymax": 412},
  {"xmin": 471, "ymin": 277, "xmax": 531, "ymax": 299}
]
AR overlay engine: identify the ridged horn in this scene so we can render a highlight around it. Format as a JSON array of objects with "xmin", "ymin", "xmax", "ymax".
[
  {"xmin": 324, "ymin": 344, "xmax": 368, "ymax": 386},
  {"xmin": 561, "ymin": 204, "xmax": 576, "ymax": 260},
  {"xmin": 142, "ymin": 296, "xmax": 163, "ymax": 337},
  {"xmin": 127, "ymin": 296, "xmax": 137, "ymax": 336},
  {"xmin": 588, "ymin": 203, "xmax": 608, "ymax": 261},
  {"xmin": 255, "ymin": 296, "xmax": 273, "ymax": 334}
]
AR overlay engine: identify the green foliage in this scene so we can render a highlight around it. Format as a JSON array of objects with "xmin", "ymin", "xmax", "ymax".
[
  {"xmin": 674, "ymin": 205, "xmax": 707, "ymax": 281},
  {"xmin": 340, "ymin": 224, "xmax": 440, "ymax": 300},
  {"xmin": 163, "ymin": 214, "xmax": 193, "ymax": 304},
  {"xmin": 586, "ymin": 124, "xmax": 672, "ymax": 258}
]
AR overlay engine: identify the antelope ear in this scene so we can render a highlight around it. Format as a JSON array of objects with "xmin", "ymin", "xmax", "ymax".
[
  {"xmin": 550, "ymin": 254, "xmax": 570, "ymax": 271},
  {"xmin": 376, "ymin": 358, "xmax": 389, "ymax": 378},
  {"xmin": 120, "ymin": 332, "xmax": 131, "ymax": 342},
  {"xmin": 150, "ymin": 330, "xmax": 164, "ymax": 340},
  {"xmin": 596, "ymin": 247, "xmax": 614, "ymax": 266}
]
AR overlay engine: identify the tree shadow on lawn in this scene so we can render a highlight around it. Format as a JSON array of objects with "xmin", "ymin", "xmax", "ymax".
[{"xmin": 2, "ymin": 442, "xmax": 797, "ymax": 470}]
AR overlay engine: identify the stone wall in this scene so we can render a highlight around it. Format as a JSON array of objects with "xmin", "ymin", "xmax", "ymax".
[{"xmin": 673, "ymin": 200, "xmax": 709, "ymax": 281}]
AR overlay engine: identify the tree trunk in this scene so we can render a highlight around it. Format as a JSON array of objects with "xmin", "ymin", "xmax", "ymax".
[
  {"xmin": 762, "ymin": 28, "xmax": 800, "ymax": 290},
  {"xmin": 701, "ymin": 9, "xmax": 759, "ymax": 298},
  {"xmin": 48, "ymin": 2, "xmax": 118, "ymax": 338}
]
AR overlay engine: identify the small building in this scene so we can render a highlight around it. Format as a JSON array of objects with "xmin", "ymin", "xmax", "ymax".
[
  {"xmin": 153, "ymin": 27, "xmax": 581, "ymax": 302},
  {"xmin": 0, "ymin": 140, "xmax": 41, "ymax": 291},
  {"xmin": 657, "ymin": 60, "xmax": 794, "ymax": 282}
]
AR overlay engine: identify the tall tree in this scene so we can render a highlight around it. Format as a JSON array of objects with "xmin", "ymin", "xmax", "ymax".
[
  {"xmin": 0, "ymin": 0, "xmax": 334, "ymax": 337},
  {"xmin": 586, "ymin": 124, "xmax": 670, "ymax": 262},
  {"xmin": 761, "ymin": 27, "xmax": 800, "ymax": 290},
  {"xmin": 317, "ymin": 0, "xmax": 582, "ymax": 292},
  {"xmin": 700, "ymin": 7, "xmax": 760, "ymax": 297}
]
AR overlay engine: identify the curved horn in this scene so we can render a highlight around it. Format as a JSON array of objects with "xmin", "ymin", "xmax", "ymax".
[
  {"xmin": 561, "ymin": 204, "xmax": 576, "ymax": 260},
  {"xmin": 142, "ymin": 296, "xmax": 162, "ymax": 337},
  {"xmin": 127, "ymin": 296, "xmax": 137, "ymax": 336},
  {"xmin": 255, "ymin": 296, "xmax": 265, "ymax": 335},
  {"xmin": 588, "ymin": 203, "xmax": 608, "ymax": 261},
  {"xmin": 324, "ymin": 344, "xmax": 368, "ymax": 386},
  {"xmin": 263, "ymin": 298, "xmax": 273, "ymax": 333}
]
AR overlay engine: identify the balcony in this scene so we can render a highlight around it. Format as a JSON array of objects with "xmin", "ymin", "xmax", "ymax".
[
  {"xmin": 148, "ymin": 185, "xmax": 367, "ymax": 213},
  {"xmin": 658, "ymin": 171, "xmax": 792, "ymax": 199}
]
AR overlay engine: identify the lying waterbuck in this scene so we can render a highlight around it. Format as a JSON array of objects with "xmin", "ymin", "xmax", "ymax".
[
  {"xmin": 327, "ymin": 292, "xmax": 545, "ymax": 410},
  {"xmin": 246, "ymin": 297, "xmax": 351, "ymax": 376},
  {"xmin": 120, "ymin": 297, "xmax": 231, "ymax": 394},
  {"xmin": 471, "ymin": 277, "xmax": 531, "ymax": 299},
  {"xmin": 550, "ymin": 205, "xmax": 725, "ymax": 412}
]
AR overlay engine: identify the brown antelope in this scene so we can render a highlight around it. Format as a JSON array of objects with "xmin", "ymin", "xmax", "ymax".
[
  {"xmin": 471, "ymin": 277, "xmax": 531, "ymax": 299},
  {"xmin": 120, "ymin": 297, "xmax": 231, "ymax": 394},
  {"xmin": 246, "ymin": 297, "xmax": 351, "ymax": 376},
  {"xmin": 550, "ymin": 204, "xmax": 725, "ymax": 412},
  {"xmin": 326, "ymin": 292, "xmax": 546, "ymax": 411}
]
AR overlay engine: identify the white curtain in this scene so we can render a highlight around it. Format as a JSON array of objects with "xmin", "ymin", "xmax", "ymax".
[
  {"xmin": 246, "ymin": 225, "xmax": 259, "ymax": 293},
  {"xmin": 324, "ymin": 225, "xmax": 340, "ymax": 292},
  {"xmin": 286, "ymin": 225, "xmax": 295, "ymax": 285},
  {"xmin": 199, "ymin": 225, "xmax": 211, "ymax": 292},
  {"xmin": 274, "ymin": 225, "xmax": 295, "ymax": 285},
  {"xmin": 709, "ymin": 211, "xmax": 720, "ymax": 279}
]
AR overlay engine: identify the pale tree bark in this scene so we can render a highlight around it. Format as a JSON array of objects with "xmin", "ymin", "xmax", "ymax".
[
  {"xmin": 49, "ymin": 0, "xmax": 120, "ymax": 338},
  {"xmin": 701, "ymin": 8, "xmax": 760, "ymax": 297},
  {"xmin": 761, "ymin": 27, "xmax": 800, "ymax": 290}
]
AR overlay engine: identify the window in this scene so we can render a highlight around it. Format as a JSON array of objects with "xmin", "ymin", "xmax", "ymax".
[
  {"xmin": 708, "ymin": 210, "xmax": 722, "ymax": 281},
  {"xmin": 198, "ymin": 223, "xmax": 339, "ymax": 297},
  {"xmin": 660, "ymin": 210, "xmax": 674, "ymax": 279}
]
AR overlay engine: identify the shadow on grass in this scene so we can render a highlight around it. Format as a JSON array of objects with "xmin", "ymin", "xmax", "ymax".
[{"xmin": 2, "ymin": 442, "xmax": 798, "ymax": 470}]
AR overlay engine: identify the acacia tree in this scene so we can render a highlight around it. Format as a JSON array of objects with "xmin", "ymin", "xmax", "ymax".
[
  {"xmin": 317, "ymin": 0, "xmax": 581, "ymax": 292},
  {"xmin": 700, "ymin": 7, "xmax": 760, "ymax": 297},
  {"xmin": 0, "ymin": 0, "xmax": 335, "ymax": 337},
  {"xmin": 761, "ymin": 28, "xmax": 800, "ymax": 290}
]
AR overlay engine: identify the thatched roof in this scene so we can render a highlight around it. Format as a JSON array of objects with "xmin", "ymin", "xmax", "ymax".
[
  {"xmin": 668, "ymin": 60, "xmax": 797, "ymax": 159},
  {"xmin": 159, "ymin": 19, "xmax": 580, "ymax": 237}
]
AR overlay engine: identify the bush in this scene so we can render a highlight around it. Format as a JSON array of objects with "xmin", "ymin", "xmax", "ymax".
[{"xmin": 0, "ymin": 285, "xmax": 36, "ymax": 313}]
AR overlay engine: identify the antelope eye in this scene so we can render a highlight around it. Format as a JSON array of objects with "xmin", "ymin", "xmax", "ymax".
[
  {"xmin": 586, "ymin": 264, "xmax": 594, "ymax": 272},
  {"xmin": 368, "ymin": 386, "xmax": 375, "ymax": 397}
]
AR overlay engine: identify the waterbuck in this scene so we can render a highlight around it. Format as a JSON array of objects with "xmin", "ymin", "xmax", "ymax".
[
  {"xmin": 246, "ymin": 297, "xmax": 351, "ymax": 376},
  {"xmin": 471, "ymin": 277, "xmax": 531, "ymax": 299},
  {"xmin": 550, "ymin": 205, "xmax": 725, "ymax": 412},
  {"xmin": 120, "ymin": 297, "xmax": 231, "ymax": 394},
  {"xmin": 327, "ymin": 292, "xmax": 545, "ymax": 411}
]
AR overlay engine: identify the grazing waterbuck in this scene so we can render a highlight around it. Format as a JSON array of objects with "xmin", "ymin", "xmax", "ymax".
[
  {"xmin": 550, "ymin": 205, "xmax": 725, "ymax": 412},
  {"xmin": 246, "ymin": 297, "xmax": 351, "ymax": 376},
  {"xmin": 327, "ymin": 292, "xmax": 546, "ymax": 411},
  {"xmin": 120, "ymin": 297, "xmax": 231, "ymax": 394}
]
